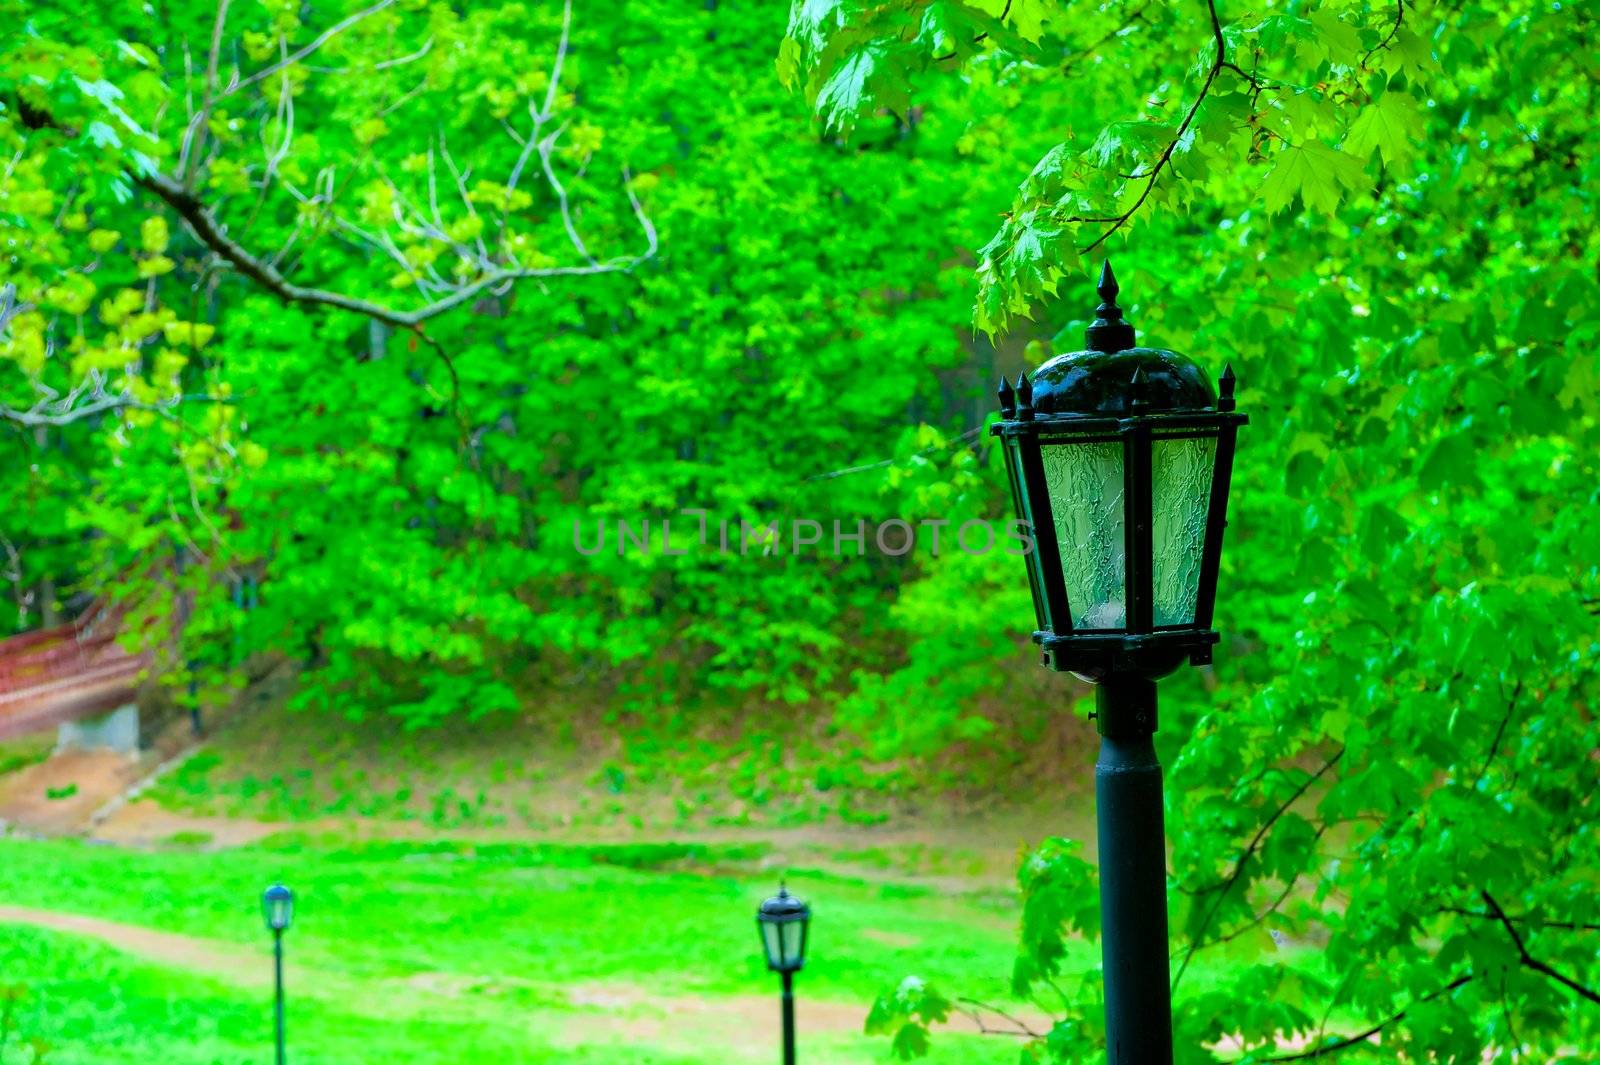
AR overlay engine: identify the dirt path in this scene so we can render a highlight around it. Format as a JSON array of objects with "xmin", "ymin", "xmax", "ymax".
[
  {"xmin": 0, "ymin": 904, "xmax": 1008, "ymax": 1043},
  {"xmin": 0, "ymin": 905, "xmax": 269, "ymax": 985},
  {"xmin": 0, "ymin": 751, "xmax": 145, "ymax": 835}
]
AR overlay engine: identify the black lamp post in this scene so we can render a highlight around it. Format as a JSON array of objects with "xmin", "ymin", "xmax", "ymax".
[
  {"xmin": 992, "ymin": 262, "xmax": 1245, "ymax": 1063},
  {"xmin": 756, "ymin": 884, "xmax": 810, "ymax": 1065},
  {"xmin": 262, "ymin": 883, "xmax": 294, "ymax": 1065}
]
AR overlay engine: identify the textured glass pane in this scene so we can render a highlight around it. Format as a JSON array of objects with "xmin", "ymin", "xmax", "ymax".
[
  {"xmin": 1041, "ymin": 441, "xmax": 1126, "ymax": 629},
  {"xmin": 761, "ymin": 921, "xmax": 782, "ymax": 967},
  {"xmin": 1151, "ymin": 436, "xmax": 1217, "ymax": 626},
  {"xmin": 1005, "ymin": 439, "xmax": 1049, "ymax": 629},
  {"xmin": 781, "ymin": 920, "xmax": 804, "ymax": 966}
]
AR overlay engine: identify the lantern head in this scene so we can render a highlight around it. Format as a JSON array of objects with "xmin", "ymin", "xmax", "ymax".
[
  {"xmin": 262, "ymin": 883, "xmax": 294, "ymax": 933},
  {"xmin": 992, "ymin": 262, "xmax": 1246, "ymax": 685},
  {"xmin": 756, "ymin": 885, "xmax": 810, "ymax": 973}
]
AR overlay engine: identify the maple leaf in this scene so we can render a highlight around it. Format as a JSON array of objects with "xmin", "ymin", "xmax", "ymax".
[
  {"xmin": 1344, "ymin": 90, "xmax": 1426, "ymax": 168},
  {"xmin": 1259, "ymin": 141, "xmax": 1371, "ymax": 215}
]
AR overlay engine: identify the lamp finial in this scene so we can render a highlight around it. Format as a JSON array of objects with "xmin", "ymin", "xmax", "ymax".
[{"xmin": 1086, "ymin": 260, "xmax": 1137, "ymax": 353}]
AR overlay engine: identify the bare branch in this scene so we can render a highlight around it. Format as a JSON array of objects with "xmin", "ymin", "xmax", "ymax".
[
  {"xmin": 438, "ymin": 132, "xmax": 491, "ymax": 263},
  {"xmin": 539, "ymin": 0, "xmax": 574, "ymax": 125},
  {"xmin": 1, "ymin": 390, "xmax": 229, "ymax": 429},
  {"xmin": 177, "ymin": 0, "xmax": 232, "ymax": 182},
  {"xmin": 374, "ymin": 37, "xmax": 434, "ymax": 70},
  {"xmin": 952, "ymin": 997, "xmax": 1044, "ymax": 1040},
  {"xmin": 138, "ymin": 168, "xmax": 656, "ymax": 328},
  {"xmin": 540, "ymin": 126, "xmax": 598, "ymax": 265},
  {"xmin": 0, "ymin": 533, "xmax": 30, "ymax": 629},
  {"xmin": 379, "ymin": 75, "xmax": 432, "ymax": 119},
  {"xmin": 305, "ymin": 35, "xmax": 434, "ymax": 75},
  {"xmin": 0, "ymin": 283, "xmax": 20, "ymax": 333},
  {"xmin": 222, "ymin": 0, "xmax": 399, "ymax": 99}
]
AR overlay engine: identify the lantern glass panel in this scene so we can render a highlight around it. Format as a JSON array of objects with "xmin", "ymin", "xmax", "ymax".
[
  {"xmin": 1003, "ymin": 438, "xmax": 1049, "ymax": 629},
  {"xmin": 781, "ymin": 920, "xmax": 805, "ymax": 967},
  {"xmin": 263, "ymin": 890, "xmax": 292, "ymax": 931},
  {"xmin": 1041, "ymin": 440, "xmax": 1126, "ymax": 630},
  {"xmin": 1150, "ymin": 435, "xmax": 1217, "ymax": 626},
  {"xmin": 761, "ymin": 920, "xmax": 783, "ymax": 968}
]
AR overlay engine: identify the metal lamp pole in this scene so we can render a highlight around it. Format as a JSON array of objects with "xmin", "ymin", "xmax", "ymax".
[
  {"xmin": 1095, "ymin": 675, "xmax": 1171, "ymax": 1060},
  {"xmin": 262, "ymin": 884, "xmax": 294, "ymax": 1065},
  {"xmin": 272, "ymin": 926, "xmax": 287, "ymax": 1065},
  {"xmin": 780, "ymin": 969, "xmax": 796, "ymax": 1065},
  {"xmin": 757, "ymin": 885, "xmax": 810, "ymax": 1065}
]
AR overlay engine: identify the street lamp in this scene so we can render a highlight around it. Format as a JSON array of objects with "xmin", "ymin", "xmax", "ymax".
[
  {"xmin": 262, "ymin": 884, "xmax": 294, "ymax": 1065},
  {"xmin": 757, "ymin": 884, "xmax": 810, "ymax": 1065},
  {"xmin": 992, "ymin": 262, "xmax": 1245, "ymax": 1063}
]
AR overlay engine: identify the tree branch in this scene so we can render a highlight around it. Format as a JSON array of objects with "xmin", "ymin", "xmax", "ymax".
[
  {"xmin": 1179, "ymin": 824, "xmax": 1328, "ymax": 957},
  {"xmin": 952, "ymin": 997, "xmax": 1043, "ymax": 1039},
  {"xmin": 177, "ymin": 0, "xmax": 231, "ymax": 183},
  {"xmin": 1482, "ymin": 890, "xmax": 1600, "ymax": 1005},
  {"xmin": 932, "ymin": 0, "xmax": 1011, "ymax": 61},
  {"xmin": 1437, "ymin": 906, "xmax": 1600, "ymax": 934},
  {"xmin": 1473, "ymin": 679, "xmax": 1523, "ymax": 788},
  {"xmin": 1062, "ymin": 3, "xmax": 1153, "ymax": 79},
  {"xmin": 1253, "ymin": 975, "xmax": 1473, "ymax": 1061},
  {"xmin": 222, "ymin": 0, "xmax": 399, "ymax": 99},
  {"xmin": 1, "ymin": 390, "xmax": 230, "ymax": 429},
  {"xmin": 142, "ymin": 0, "xmax": 655, "ymax": 334},
  {"xmin": 137, "ymin": 167, "xmax": 656, "ymax": 329},
  {"xmin": 1171, "ymin": 747, "xmax": 1343, "ymax": 991},
  {"xmin": 1361, "ymin": 0, "xmax": 1406, "ymax": 70},
  {"xmin": 1075, "ymin": 0, "xmax": 1256, "ymax": 252}
]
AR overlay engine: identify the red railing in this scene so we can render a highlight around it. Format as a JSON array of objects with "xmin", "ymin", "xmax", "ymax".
[{"xmin": 0, "ymin": 599, "xmax": 154, "ymax": 740}]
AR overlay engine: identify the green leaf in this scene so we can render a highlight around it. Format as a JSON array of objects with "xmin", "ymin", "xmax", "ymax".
[
  {"xmin": 1307, "ymin": 10, "xmax": 1362, "ymax": 63},
  {"xmin": 1344, "ymin": 90, "xmax": 1425, "ymax": 168},
  {"xmin": 1259, "ymin": 141, "xmax": 1371, "ymax": 214},
  {"xmin": 814, "ymin": 42, "xmax": 908, "ymax": 131}
]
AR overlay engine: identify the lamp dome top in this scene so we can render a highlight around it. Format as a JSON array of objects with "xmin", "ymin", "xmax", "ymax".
[
  {"xmin": 758, "ymin": 884, "xmax": 809, "ymax": 920},
  {"xmin": 1027, "ymin": 261, "xmax": 1219, "ymax": 417}
]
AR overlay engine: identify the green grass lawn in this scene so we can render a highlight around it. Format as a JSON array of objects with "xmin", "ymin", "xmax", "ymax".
[{"xmin": 0, "ymin": 835, "xmax": 1051, "ymax": 1064}]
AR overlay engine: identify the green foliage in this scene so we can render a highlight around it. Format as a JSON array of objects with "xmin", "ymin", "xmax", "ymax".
[
  {"xmin": 2, "ymin": 0, "xmax": 1032, "ymax": 743},
  {"xmin": 3, "ymin": 0, "xmax": 1597, "ymax": 1057},
  {"xmin": 865, "ymin": 976, "xmax": 953, "ymax": 1060},
  {"xmin": 1009, "ymin": 838, "xmax": 1097, "ymax": 998},
  {"xmin": 0, "ymin": 981, "xmax": 50, "ymax": 1064}
]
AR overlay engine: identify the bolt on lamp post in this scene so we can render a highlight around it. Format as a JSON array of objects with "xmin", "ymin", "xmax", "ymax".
[
  {"xmin": 262, "ymin": 884, "xmax": 294, "ymax": 1065},
  {"xmin": 757, "ymin": 884, "xmax": 810, "ymax": 1065},
  {"xmin": 992, "ymin": 262, "xmax": 1245, "ymax": 1063}
]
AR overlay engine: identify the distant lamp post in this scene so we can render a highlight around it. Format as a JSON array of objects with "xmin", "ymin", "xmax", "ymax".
[
  {"xmin": 757, "ymin": 884, "xmax": 810, "ymax": 1065},
  {"xmin": 992, "ymin": 262, "xmax": 1246, "ymax": 1063},
  {"xmin": 262, "ymin": 884, "xmax": 294, "ymax": 1065}
]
